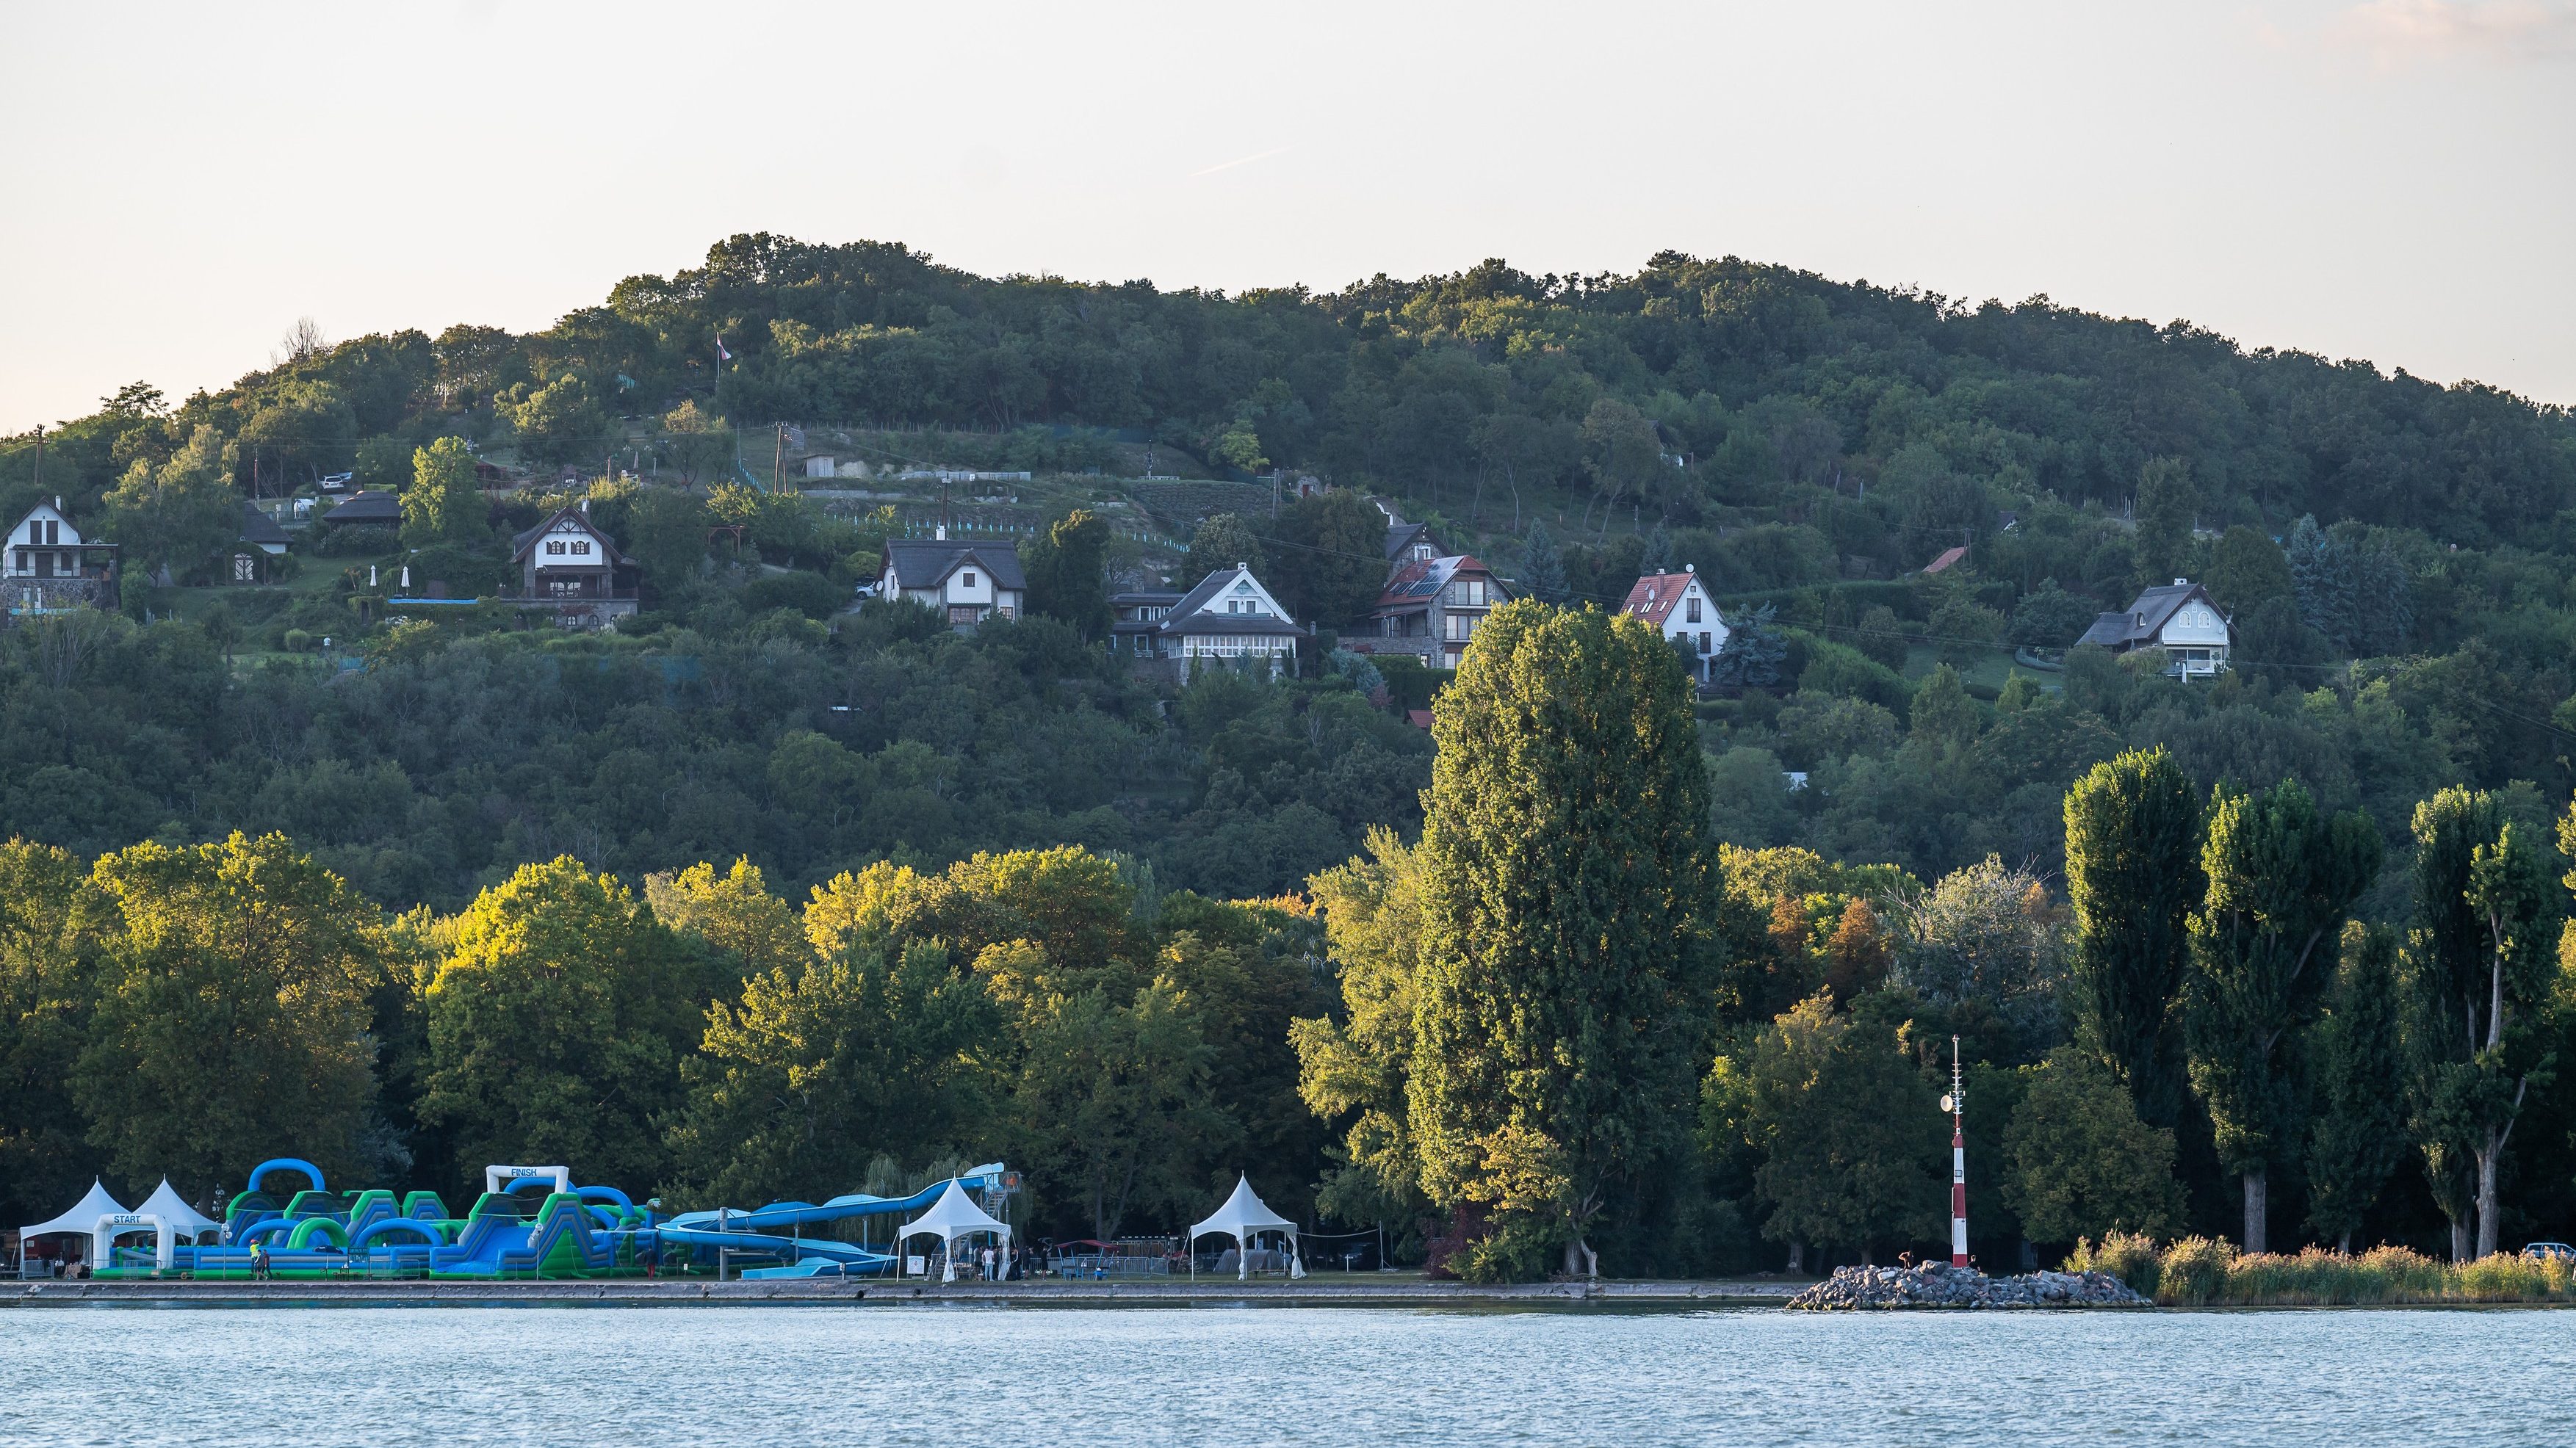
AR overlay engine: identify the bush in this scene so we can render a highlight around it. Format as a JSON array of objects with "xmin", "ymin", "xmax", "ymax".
[
  {"xmin": 741, "ymin": 568, "xmax": 845, "ymax": 620},
  {"xmin": 282, "ymin": 629, "xmax": 314, "ymax": 653},
  {"xmin": 312, "ymin": 524, "xmax": 400, "ymax": 557},
  {"xmin": 2066, "ymin": 1229, "xmax": 2161, "ymax": 1298}
]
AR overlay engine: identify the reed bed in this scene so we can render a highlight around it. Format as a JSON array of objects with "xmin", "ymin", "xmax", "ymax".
[{"xmin": 2064, "ymin": 1231, "xmax": 2576, "ymax": 1306}]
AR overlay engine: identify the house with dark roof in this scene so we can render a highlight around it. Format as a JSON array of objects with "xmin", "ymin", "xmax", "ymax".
[
  {"xmin": 508, "ymin": 501, "xmax": 638, "ymax": 629},
  {"xmin": 880, "ymin": 529, "xmax": 1027, "ymax": 628},
  {"xmin": 1114, "ymin": 564, "xmax": 1308, "ymax": 680},
  {"xmin": 1354, "ymin": 554, "xmax": 1507, "ymax": 670},
  {"xmin": 1620, "ymin": 566, "xmax": 1728, "ymax": 683},
  {"xmin": 320, "ymin": 490, "xmax": 403, "ymax": 528},
  {"xmin": 2076, "ymin": 579, "xmax": 2232, "ymax": 678},
  {"xmin": 2, "ymin": 499, "xmax": 118, "ymax": 615},
  {"xmin": 1377, "ymin": 502, "xmax": 1444, "ymax": 567},
  {"xmin": 224, "ymin": 503, "xmax": 293, "ymax": 584}
]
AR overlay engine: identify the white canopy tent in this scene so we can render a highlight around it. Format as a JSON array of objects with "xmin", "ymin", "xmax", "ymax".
[
  {"xmin": 894, "ymin": 1179, "xmax": 1012, "ymax": 1282},
  {"xmin": 18, "ymin": 1180, "xmax": 132, "ymax": 1264},
  {"xmin": 1188, "ymin": 1175, "xmax": 1305, "ymax": 1280},
  {"xmin": 136, "ymin": 1179, "xmax": 223, "ymax": 1243}
]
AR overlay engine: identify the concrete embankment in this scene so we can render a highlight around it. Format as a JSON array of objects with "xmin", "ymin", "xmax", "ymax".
[{"xmin": 8, "ymin": 1277, "xmax": 1800, "ymax": 1309}]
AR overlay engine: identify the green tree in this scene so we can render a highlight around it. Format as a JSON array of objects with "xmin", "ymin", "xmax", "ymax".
[
  {"xmin": 1519, "ymin": 521, "xmax": 1569, "ymax": 604},
  {"xmin": 417, "ymin": 858, "xmax": 716, "ymax": 1190},
  {"xmin": 1732, "ymin": 990, "xmax": 1944, "ymax": 1264},
  {"xmin": 666, "ymin": 939, "xmax": 1000, "ymax": 1206},
  {"xmin": 401, "ymin": 436, "xmax": 485, "ymax": 548},
  {"xmin": 1999, "ymin": 1049, "xmax": 2185, "ymax": 1245},
  {"xmin": 2204, "ymin": 525, "xmax": 2293, "ymax": 615},
  {"xmin": 70, "ymin": 833, "xmax": 384, "ymax": 1201},
  {"xmin": 625, "ymin": 485, "xmax": 712, "ymax": 594},
  {"xmin": 502, "ymin": 372, "xmax": 608, "ymax": 466},
  {"xmin": 659, "ymin": 399, "xmax": 732, "ymax": 485},
  {"xmin": 1184, "ymin": 511, "xmax": 1267, "ymax": 584},
  {"xmin": 646, "ymin": 857, "xmax": 805, "ymax": 975},
  {"xmin": 2182, "ymin": 778, "xmax": 2381, "ymax": 1251},
  {"xmin": 2306, "ymin": 924, "xmax": 2407, "ymax": 1253},
  {"xmin": 2133, "ymin": 456, "xmax": 2196, "ymax": 587},
  {"xmin": 238, "ymin": 379, "xmax": 358, "ymax": 488},
  {"xmin": 1267, "ymin": 488, "xmax": 1386, "ymax": 627},
  {"xmin": 0, "ymin": 841, "xmax": 101, "ymax": 1223},
  {"xmin": 1014, "ymin": 980, "xmax": 1227, "ymax": 1239},
  {"xmin": 1021, "ymin": 507, "xmax": 1111, "ymax": 638},
  {"xmin": 2063, "ymin": 747, "xmax": 2204, "ymax": 1124},
  {"xmin": 1888, "ymin": 855, "xmax": 2069, "ymax": 1063},
  {"xmin": 1293, "ymin": 829, "xmax": 1435, "ymax": 1234},
  {"xmin": 102, "ymin": 424, "xmax": 240, "ymax": 579},
  {"xmin": 2401, "ymin": 787, "xmax": 2561, "ymax": 1259},
  {"xmin": 1409, "ymin": 600, "xmax": 1711, "ymax": 1279},
  {"xmin": 1580, "ymin": 397, "xmax": 1664, "ymax": 535}
]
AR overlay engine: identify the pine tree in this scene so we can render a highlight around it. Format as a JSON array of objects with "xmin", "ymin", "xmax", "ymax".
[
  {"xmin": 2306, "ymin": 924, "xmax": 2406, "ymax": 1253},
  {"xmin": 2063, "ymin": 747, "xmax": 2204, "ymax": 1125},
  {"xmin": 2183, "ymin": 778, "xmax": 2381, "ymax": 1251},
  {"xmin": 1409, "ymin": 601, "xmax": 1712, "ymax": 1280},
  {"xmin": 1520, "ymin": 521, "xmax": 1569, "ymax": 604},
  {"xmin": 1020, "ymin": 508, "xmax": 1111, "ymax": 638}
]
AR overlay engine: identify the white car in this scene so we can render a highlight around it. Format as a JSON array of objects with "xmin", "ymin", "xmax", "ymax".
[{"xmin": 318, "ymin": 473, "xmax": 353, "ymax": 493}]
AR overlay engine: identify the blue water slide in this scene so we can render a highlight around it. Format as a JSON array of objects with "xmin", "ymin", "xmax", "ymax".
[
  {"xmin": 246, "ymin": 1159, "xmax": 326, "ymax": 1195},
  {"xmin": 663, "ymin": 1164, "xmax": 1009, "ymax": 1234}
]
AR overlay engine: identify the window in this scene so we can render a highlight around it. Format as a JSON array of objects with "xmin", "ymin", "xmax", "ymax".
[
  {"xmin": 1698, "ymin": 631, "xmax": 1711, "ymax": 654},
  {"xmin": 546, "ymin": 540, "xmax": 566, "ymax": 555},
  {"xmin": 1445, "ymin": 613, "xmax": 1479, "ymax": 642},
  {"xmin": 43, "ymin": 521, "xmax": 58, "ymax": 546},
  {"xmin": 572, "ymin": 540, "xmax": 591, "ymax": 555},
  {"xmin": 962, "ymin": 571, "xmax": 977, "ymax": 588},
  {"xmin": 1686, "ymin": 596, "xmax": 1702, "ymax": 623}
]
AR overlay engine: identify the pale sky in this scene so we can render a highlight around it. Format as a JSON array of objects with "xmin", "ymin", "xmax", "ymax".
[{"xmin": 4, "ymin": 0, "xmax": 2572, "ymax": 433}]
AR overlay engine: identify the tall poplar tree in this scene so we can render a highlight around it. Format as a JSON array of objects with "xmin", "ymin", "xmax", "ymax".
[
  {"xmin": 2183, "ymin": 778, "xmax": 2381, "ymax": 1251},
  {"xmin": 1408, "ymin": 600, "xmax": 1713, "ymax": 1280},
  {"xmin": 2063, "ymin": 747, "xmax": 2204, "ymax": 1124},
  {"xmin": 2306, "ymin": 924, "xmax": 2406, "ymax": 1253},
  {"xmin": 2402, "ymin": 787, "xmax": 2561, "ymax": 1259}
]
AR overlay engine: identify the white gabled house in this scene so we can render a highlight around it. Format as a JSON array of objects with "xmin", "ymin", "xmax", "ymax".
[
  {"xmin": 2076, "ymin": 578, "xmax": 2232, "ymax": 678},
  {"xmin": 880, "ymin": 529, "xmax": 1028, "ymax": 628},
  {"xmin": 1620, "ymin": 565, "xmax": 1728, "ymax": 683},
  {"xmin": 1114, "ymin": 563, "xmax": 1309, "ymax": 679},
  {"xmin": 508, "ymin": 501, "xmax": 638, "ymax": 629},
  {"xmin": 3, "ymin": 498, "xmax": 119, "ymax": 616}
]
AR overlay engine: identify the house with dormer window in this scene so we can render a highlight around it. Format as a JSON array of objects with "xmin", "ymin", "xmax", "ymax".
[
  {"xmin": 1116, "ymin": 563, "xmax": 1308, "ymax": 679},
  {"xmin": 1621, "ymin": 566, "xmax": 1728, "ymax": 683},
  {"xmin": 2077, "ymin": 579, "xmax": 2232, "ymax": 677},
  {"xmin": 3, "ymin": 499, "xmax": 118, "ymax": 616},
  {"xmin": 880, "ymin": 529, "xmax": 1027, "ymax": 628},
  {"xmin": 508, "ymin": 501, "xmax": 638, "ymax": 629},
  {"xmin": 1357, "ymin": 554, "xmax": 1509, "ymax": 670}
]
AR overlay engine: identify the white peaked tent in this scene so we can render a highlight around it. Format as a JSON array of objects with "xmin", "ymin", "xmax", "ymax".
[
  {"xmin": 894, "ymin": 1180, "xmax": 1012, "ymax": 1283},
  {"xmin": 136, "ymin": 1179, "xmax": 223, "ymax": 1242},
  {"xmin": 1189, "ymin": 1175, "xmax": 1305, "ymax": 1280},
  {"xmin": 19, "ymin": 1180, "xmax": 132, "ymax": 1261}
]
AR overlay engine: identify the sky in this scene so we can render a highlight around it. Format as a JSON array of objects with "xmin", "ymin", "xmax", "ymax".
[{"xmin": 2, "ymin": 0, "xmax": 2572, "ymax": 432}]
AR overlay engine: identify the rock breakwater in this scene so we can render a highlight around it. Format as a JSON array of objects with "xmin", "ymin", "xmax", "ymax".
[{"xmin": 1784, "ymin": 1262, "xmax": 2146, "ymax": 1310}]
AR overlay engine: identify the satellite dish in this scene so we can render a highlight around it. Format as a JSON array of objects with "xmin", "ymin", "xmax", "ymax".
[{"xmin": 1939, "ymin": 1094, "xmax": 1955, "ymax": 1113}]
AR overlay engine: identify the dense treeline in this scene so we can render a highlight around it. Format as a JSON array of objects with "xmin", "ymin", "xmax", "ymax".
[{"xmin": 5, "ymin": 236, "xmax": 2576, "ymax": 1274}]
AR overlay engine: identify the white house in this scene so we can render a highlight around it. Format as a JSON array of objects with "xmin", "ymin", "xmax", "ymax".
[
  {"xmin": 2076, "ymin": 578, "xmax": 2232, "ymax": 678},
  {"xmin": 1114, "ymin": 563, "xmax": 1308, "ymax": 679},
  {"xmin": 508, "ymin": 501, "xmax": 638, "ymax": 628},
  {"xmin": 3, "ymin": 499, "xmax": 119, "ymax": 615},
  {"xmin": 880, "ymin": 530, "xmax": 1028, "ymax": 627},
  {"xmin": 1620, "ymin": 566, "xmax": 1727, "ymax": 682}
]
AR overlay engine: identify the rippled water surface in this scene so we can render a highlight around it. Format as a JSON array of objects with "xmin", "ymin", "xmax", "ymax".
[{"xmin": 4, "ymin": 1303, "xmax": 2570, "ymax": 1446}]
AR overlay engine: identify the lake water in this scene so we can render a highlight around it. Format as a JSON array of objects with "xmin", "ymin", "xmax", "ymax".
[{"xmin": 2, "ymin": 1303, "xmax": 2568, "ymax": 1446}]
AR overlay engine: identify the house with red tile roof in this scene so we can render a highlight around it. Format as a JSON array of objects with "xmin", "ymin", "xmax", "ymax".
[{"xmin": 1621, "ymin": 565, "xmax": 1727, "ymax": 682}]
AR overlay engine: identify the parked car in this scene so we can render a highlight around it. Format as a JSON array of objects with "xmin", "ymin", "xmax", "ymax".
[
  {"xmin": 318, "ymin": 473, "xmax": 353, "ymax": 493},
  {"xmin": 2522, "ymin": 1242, "xmax": 2573, "ymax": 1261}
]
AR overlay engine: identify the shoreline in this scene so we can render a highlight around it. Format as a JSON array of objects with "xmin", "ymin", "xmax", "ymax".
[{"xmin": 7, "ymin": 1277, "xmax": 1799, "ymax": 1310}]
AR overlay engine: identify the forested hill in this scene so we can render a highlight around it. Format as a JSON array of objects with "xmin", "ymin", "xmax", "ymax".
[{"xmin": 0, "ymin": 236, "xmax": 2569, "ymax": 919}]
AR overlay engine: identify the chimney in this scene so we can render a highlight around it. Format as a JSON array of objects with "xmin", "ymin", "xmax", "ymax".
[
  {"xmin": 935, "ymin": 524, "xmax": 947, "ymax": 540},
  {"xmin": 1235, "ymin": 561, "xmax": 1246, "ymax": 571},
  {"xmin": 1684, "ymin": 562, "xmax": 1695, "ymax": 573},
  {"xmin": 2173, "ymin": 578, "xmax": 2186, "ymax": 587}
]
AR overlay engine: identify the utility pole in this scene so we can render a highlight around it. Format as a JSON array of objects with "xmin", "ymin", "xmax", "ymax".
[
  {"xmin": 30, "ymin": 425, "xmax": 42, "ymax": 495},
  {"xmin": 1944, "ymin": 1035, "xmax": 1968, "ymax": 1269},
  {"xmin": 772, "ymin": 422, "xmax": 784, "ymax": 496}
]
